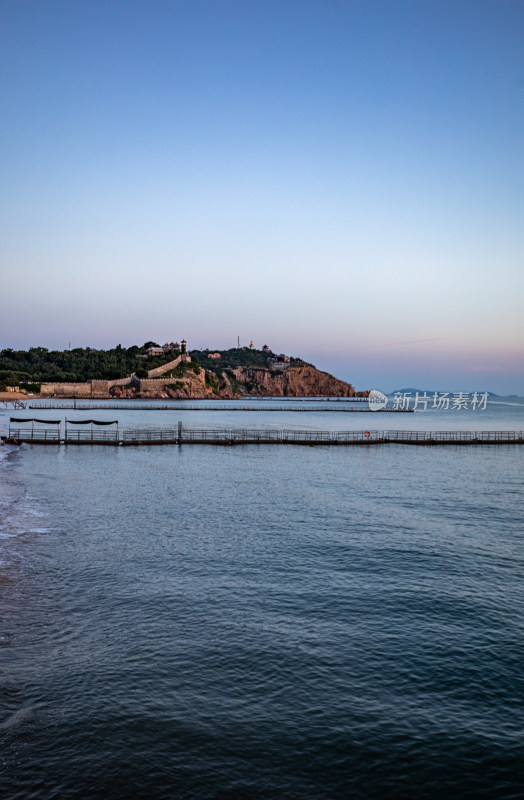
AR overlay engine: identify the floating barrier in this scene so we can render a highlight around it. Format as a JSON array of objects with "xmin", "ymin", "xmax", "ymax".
[
  {"xmin": 2, "ymin": 426, "xmax": 523, "ymax": 446},
  {"xmin": 29, "ymin": 402, "xmax": 410, "ymax": 413}
]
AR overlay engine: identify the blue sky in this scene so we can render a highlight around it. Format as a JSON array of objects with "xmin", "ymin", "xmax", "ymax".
[{"xmin": 1, "ymin": 0, "xmax": 523, "ymax": 392}]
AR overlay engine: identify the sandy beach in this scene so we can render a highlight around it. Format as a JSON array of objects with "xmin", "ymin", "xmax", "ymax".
[{"xmin": 0, "ymin": 392, "xmax": 34, "ymax": 401}]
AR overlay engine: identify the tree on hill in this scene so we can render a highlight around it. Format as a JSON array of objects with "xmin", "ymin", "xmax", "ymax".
[{"xmin": 0, "ymin": 345, "xmax": 150, "ymax": 383}]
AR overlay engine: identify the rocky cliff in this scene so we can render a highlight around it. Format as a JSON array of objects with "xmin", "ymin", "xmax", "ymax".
[
  {"xmin": 231, "ymin": 365, "xmax": 359, "ymax": 397},
  {"xmin": 111, "ymin": 364, "xmax": 363, "ymax": 399}
]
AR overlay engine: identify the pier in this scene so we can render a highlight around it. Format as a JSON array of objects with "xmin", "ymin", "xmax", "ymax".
[
  {"xmin": 2, "ymin": 399, "xmax": 26, "ymax": 409},
  {"xmin": 28, "ymin": 402, "xmax": 411, "ymax": 413},
  {"xmin": 2, "ymin": 425, "xmax": 523, "ymax": 446}
]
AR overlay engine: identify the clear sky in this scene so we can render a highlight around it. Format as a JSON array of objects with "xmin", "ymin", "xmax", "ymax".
[{"xmin": 1, "ymin": 0, "xmax": 523, "ymax": 392}]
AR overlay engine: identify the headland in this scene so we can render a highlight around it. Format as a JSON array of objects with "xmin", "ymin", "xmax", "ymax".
[{"xmin": 0, "ymin": 342, "xmax": 367, "ymax": 400}]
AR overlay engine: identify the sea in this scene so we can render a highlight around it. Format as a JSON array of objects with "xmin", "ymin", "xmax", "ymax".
[{"xmin": 1, "ymin": 397, "xmax": 523, "ymax": 799}]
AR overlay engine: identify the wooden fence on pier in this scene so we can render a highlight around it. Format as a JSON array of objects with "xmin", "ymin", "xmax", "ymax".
[{"xmin": 3, "ymin": 426, "xmax": 524, "ymax": 446}]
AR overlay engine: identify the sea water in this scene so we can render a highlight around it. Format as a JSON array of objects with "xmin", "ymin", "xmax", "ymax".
[{"xmin": 1, "ymin": 399, "xmax": 523, "ymax": 798}]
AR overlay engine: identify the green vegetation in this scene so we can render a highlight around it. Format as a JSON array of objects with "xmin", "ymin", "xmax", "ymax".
[
  {"xmin": 145, "ymin": 350, "xmax": 182, "ymax": 370},
  {"xmin": 0, "ymin": 344, "xmax": 153, "ymax": 383},
  {"xmin": 204, "ymin": 372, "xmax": 219, "ymax": 394},
  {"xmin": 166, "ymin": 381, "xmax": 185, "ymax": 392},
  {"xmin": 0, "ymin": 344, "xmax": 312, "ymax": 387},
  {"xmin": 191, "ymin": 348, "xmax": 312, "ymax": 372},
  {"xmin": 163, "ymin": 360, "xmax": 200, "ymax": 379},
  {"xmin": 20, "ymin": 382, "xmax": 41, "ymax": 393},
  {"xmin": 223, "ymin": 370, "xmax": 245, "ymax": 394},
  {"xmin": 192, "ymin": 347, "xmax": 272, "ymax": 370}
]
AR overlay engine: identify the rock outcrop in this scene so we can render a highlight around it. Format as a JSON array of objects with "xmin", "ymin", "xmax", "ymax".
[
  {"xmin": 231, "ymin": 365, "xmax": 358, "ymax": 397},
  {"xmin": 110, "ymin": 364, "xmax": 363, "ymax": 399}
]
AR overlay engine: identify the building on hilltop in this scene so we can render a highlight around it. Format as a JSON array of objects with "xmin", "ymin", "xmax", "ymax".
[
  {"xmin": 268, "ymin": 353, "xmax": 291, "ymax": 371},
  {"xmin": 162, "ymin": 342, "xmax": 181, "ymax": 353},
  {"xmin": 262, "ymin": 344, "xmax": 270, "ymax": 353},
  {"xmin": 208, "ymin": 352, "xmax": 222, "ymax": 359},
  {"xmin": 146, "ymin": 340, "xmax": 186, "ymax": 357}
]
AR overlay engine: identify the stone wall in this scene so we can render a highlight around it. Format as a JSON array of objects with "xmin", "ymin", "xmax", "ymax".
[
  {"xmin": 147, "ymin": 356, "xmax": 182, "ymax": 378},
  {"xmin": 136, "ymin": 377, "xmax": 185, "ymax": 392},
  {"xmin": 90, "ymin": 380, "xmax": 110, "ymax": 398},
  {"xmin": 40, "ymin": 382, "xmax": 94, "ymax": 398},
  {"xmin": 108, "ymin": 376, "xmax": 134, "ymax": 388},
  {"xmin": 40, "ymin": 376, "xmax": 136, "ymax": 398}
]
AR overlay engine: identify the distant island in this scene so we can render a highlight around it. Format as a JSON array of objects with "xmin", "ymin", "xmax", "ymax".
[{"xmin": 0, "ymin": 342, "xmax": 367, "ymax": 399}]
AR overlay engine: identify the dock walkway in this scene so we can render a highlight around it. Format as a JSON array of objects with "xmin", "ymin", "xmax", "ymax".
[
  {"xmin": 29, "ymin": 403, "xmax": 410, "ymax": 413},
  {"xmin": 2, "ymin": 427, "xmax": 523, "ymax": 446}
]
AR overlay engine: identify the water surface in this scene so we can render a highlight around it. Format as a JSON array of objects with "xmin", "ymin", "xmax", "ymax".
[{"xmin": 1, "ymin": 402, "xmax": 523, "ymax": 798}]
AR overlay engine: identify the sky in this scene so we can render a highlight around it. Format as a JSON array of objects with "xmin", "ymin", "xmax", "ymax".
[{"xmin": 1, "ymin": 0, "xmax": 523, "ymax": 393}]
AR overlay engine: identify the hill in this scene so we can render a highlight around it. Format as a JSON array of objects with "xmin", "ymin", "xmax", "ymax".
[
  {"xmin": 0, "ymin": 342, "xmax": 181, "ymax": 389},
  {"xmin": 0, "ymin": 344, "xmax": 365, "ymax": 398}
]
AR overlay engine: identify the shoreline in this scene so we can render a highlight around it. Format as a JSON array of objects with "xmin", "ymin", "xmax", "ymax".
[{"xmin": 0, "ymin": 392, "xmax": 35, "ymax": 401}]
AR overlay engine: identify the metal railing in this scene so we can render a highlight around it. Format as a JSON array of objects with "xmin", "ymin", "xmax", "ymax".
[
  {"xmin": 3, "ymin": 427, "xmax": 523, "ymax": 446},
  {"xmin": 384, "ymin": 430, "xmax": 524, "ymax": 443},
  {"xmin": 3, "ymin": 423, "xmax": 524, "ymax": 445},
  {"xmin": 63, "ymin": 429, "xmax": 120, "ymax": 442},
  {"xmin": 29, "ymin": 402, "xmax": 386, "ymax": 413},
  {"xmin": 4, "ymin": 427, "xmax": 61, "ymax": 442}
]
